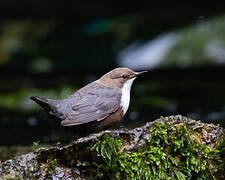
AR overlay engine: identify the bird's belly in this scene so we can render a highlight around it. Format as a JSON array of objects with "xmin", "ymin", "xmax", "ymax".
[{"xmin": 69, "ymin": 107, "xmax": 124, "ymax": 133}]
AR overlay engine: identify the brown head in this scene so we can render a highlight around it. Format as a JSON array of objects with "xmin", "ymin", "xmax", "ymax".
[{"xmin": 96, "ymin": 67, "xmax": 147, "ymax": 88}]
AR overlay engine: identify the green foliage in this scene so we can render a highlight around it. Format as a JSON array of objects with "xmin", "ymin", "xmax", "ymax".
[
  {"xmin": 164, "ymin": 14, "xmax": 225, "ymax": 68},
  {"xmin": 32, "ymin": 140, "xmax": 40, "ymax": 149},
  {"xmin": 47, "ymin": 158, "xmax": 58, "ymax": 176},
  {"xmin": 32, "ymin": 141, "xmax": 40, "ymax": 149},
  {"xmin": 91, "ymin": 121, "xmax": 224, "ymax": 180},
  {"xmin": 0, "ymin": 86, "xmax": 77, "ymax": 111}
]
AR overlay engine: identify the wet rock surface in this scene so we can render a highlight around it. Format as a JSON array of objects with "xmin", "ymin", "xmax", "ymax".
[{"xmin": 0, "ymin": 115, "xmax": 224, "ymax": 179}]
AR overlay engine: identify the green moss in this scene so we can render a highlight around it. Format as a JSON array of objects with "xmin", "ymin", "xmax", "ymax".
[
  {"xmin": 91, "ymin": 121, "xmax": 224, "ymax": 180},
  {"xmin": 218, "ymin": 135, "xmax": 225, "ymax": 173},
  {"xmin": 48, "ymin": 158, "xmax": 58, "ymax": 175},
  {"xmin": 2, "ymin": 177, "xmax": 23, "ymax": 180},
  {"xmin": 40, "ymin": 158, "xmax": 58, "ymax": 178}
]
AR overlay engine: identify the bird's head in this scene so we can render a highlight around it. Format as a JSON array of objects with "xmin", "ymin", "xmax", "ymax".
[{"xmin": 98, "ymin": 67, "xmax": 147, "ymax": 88}]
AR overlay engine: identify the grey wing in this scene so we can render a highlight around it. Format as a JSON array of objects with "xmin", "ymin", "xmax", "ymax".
[{"xmin": 61, "ymin": 88, "xmax": 121, "ymax": 126}]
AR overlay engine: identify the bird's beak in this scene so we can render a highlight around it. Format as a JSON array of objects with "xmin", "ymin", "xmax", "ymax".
[{"xmin": 135, "ymin": 70, "xmax": 148, "ymax": 76}]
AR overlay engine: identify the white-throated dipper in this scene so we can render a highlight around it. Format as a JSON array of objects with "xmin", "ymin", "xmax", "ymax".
[{"xmin": 30, "ymin": 67, "xmax": 147, "ymax": 133}]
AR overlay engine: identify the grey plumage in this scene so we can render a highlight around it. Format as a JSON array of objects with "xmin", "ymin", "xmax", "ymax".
[
  {"xmin": 62, "ymin": 82, "xmax": 121, "ymax": 126},
  {"xmin": 31, "ymin": 82, "xmax": 121, "ymax": 125}
]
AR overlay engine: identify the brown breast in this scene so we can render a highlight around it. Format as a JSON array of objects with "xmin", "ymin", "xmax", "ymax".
[{"xmin": 92, "ymin": 107, "xmax": 124, "ymax": 132}]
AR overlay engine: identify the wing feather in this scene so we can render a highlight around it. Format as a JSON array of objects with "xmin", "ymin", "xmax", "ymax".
[{"xmin": 61, "ymin": 86, "xmax": 121, "ymax": 126}]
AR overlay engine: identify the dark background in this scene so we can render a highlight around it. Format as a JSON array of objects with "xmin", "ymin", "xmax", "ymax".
[{"xmin": 0, "ymin": 3, "xmax": 225, "ymax": 153}]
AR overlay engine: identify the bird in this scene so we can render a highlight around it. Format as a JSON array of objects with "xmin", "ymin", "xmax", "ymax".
[{"xmin": 30, "ymin": 67, "xmax": 147, "ymax": 133}]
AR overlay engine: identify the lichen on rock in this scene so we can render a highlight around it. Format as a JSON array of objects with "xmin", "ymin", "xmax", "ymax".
[{"xmin": 0, "ymin": 115, "xmax": 224, "ymax": 179}]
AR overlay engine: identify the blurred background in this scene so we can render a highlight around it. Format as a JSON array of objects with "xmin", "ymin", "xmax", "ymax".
[{"xmin": 1, "ymin": 2, "xmax": 225, "ymax": 160}]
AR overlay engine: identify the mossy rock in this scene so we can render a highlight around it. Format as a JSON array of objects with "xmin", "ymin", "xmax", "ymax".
[{"xmin": 0, "ymin": 115, "xmax": 224, "ymax": 179}]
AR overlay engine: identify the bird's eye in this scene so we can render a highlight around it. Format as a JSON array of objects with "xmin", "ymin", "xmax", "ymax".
[{"xmin": 122, "ymin": 74, "xmax": 128, "ymax": 79}]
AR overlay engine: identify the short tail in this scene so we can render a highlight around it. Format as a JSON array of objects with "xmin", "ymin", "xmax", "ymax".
[
  {"xmin": 30, "ymin": 96, "xmax": 55, "ymax": 111},
  {"xmin": 31, "ymin": 96, "xmax": 66, "ymax": 119}
]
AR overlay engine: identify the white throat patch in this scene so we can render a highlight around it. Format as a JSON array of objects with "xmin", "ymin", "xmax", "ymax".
[{"xmin": 120, "ymin": 77, "xmax": 136, "ymax": 115}]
